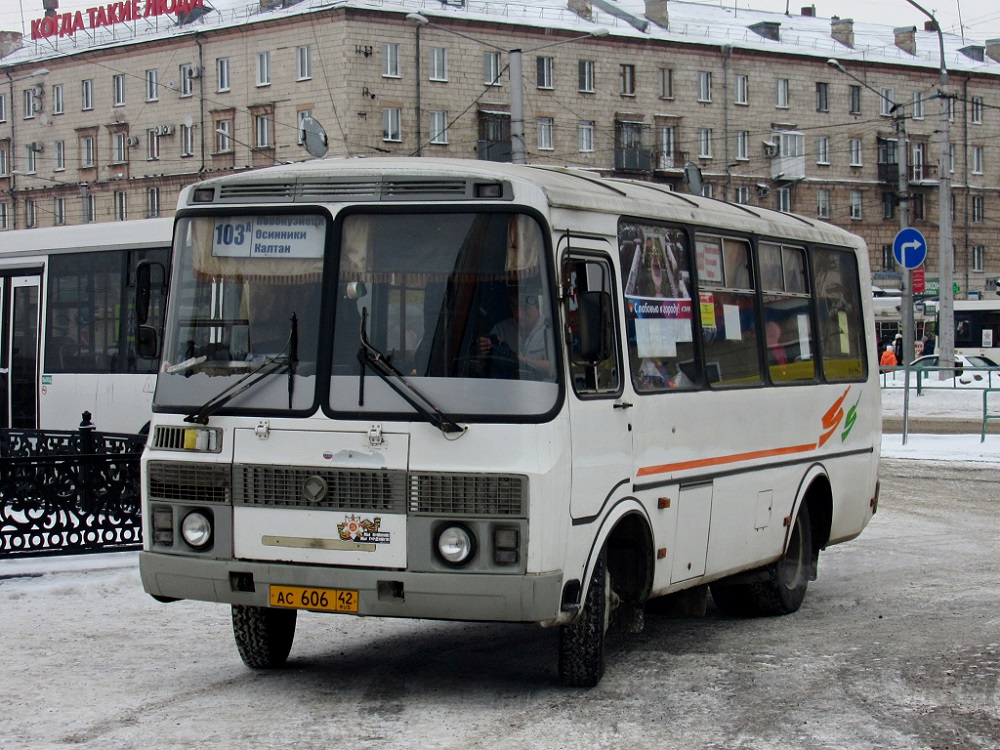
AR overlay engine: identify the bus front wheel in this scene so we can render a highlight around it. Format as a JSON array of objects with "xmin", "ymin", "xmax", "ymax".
[
  {"xmin": 558, "ymin": 548, "xmax": 610, "ymax": 687},
  {"xmin": 231, "ymin": 604, "xmax": 297, "ymax": 669}
]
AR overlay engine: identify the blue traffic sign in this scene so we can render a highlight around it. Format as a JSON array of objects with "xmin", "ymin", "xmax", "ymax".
[{"xmin": 893, "ymin": 227, "xmax": 927, "ymax": 269}]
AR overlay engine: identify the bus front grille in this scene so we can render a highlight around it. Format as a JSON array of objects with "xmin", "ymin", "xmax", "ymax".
[
  {"xmin": 147, "ymin": 462, "xmax": 232, "ymax": 504},
  {"xmin": 409, "ymin": 473, "xmax": 526, "ymax": 517},
  {"xmin": 234, "ymin": 465, "xmax": 407, "ymax": 512}
]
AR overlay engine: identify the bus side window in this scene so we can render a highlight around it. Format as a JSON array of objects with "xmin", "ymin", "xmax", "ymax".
[
  {"xmin": 562, "ymin": 256, "xmax": 621, "ymax": 395},
  {"xmin": 814, "ymin": 247, "xmax": 867, "ymax": 381}
]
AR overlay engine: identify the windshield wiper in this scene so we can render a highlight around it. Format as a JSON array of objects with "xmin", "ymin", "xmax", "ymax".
[
  {"xmin": 184, "ymin": 315, "xmax": 299, "ymax": 424},
  {"xmin": 356, "ymin": 307, "xmax": 464, "ymax": 436}
]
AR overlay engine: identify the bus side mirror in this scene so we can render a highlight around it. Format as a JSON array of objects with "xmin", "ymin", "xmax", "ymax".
[
  {"xmin": 578, "ymin": 291, "xmax": 612, "ymax": 364},
  {"xmin": 135, "ymin": 260, "xmax": 167, "ymax": 325},
  {"xmin": 137, "ymin": 325, "xmax": 160, "ymax": 359}
]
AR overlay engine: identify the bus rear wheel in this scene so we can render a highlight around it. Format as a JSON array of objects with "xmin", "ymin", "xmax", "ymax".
[
  {"xmin": 559, "ymin": 548, "xmax": 609, "ymax": 687},
  {"xmin": 710, "ymin": 503, "xmax": 812, "ymax": 617},
  {"xmin": 231, "ymin": 604, "xmax": 297, "ymax": 668}
]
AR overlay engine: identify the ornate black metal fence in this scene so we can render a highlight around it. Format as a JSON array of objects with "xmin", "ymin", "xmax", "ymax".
[{"xmin": 0, "ymin": 413, "xmax": 145, "ymax": 557}]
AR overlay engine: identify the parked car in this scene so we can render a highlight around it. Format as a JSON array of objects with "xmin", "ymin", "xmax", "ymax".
[{"xmin": 909, "ymin": 353, "xmax": 999, "ymax": 375}]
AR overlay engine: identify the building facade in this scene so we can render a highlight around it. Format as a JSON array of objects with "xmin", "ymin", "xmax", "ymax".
[{"xmin": 1, "ymin": 0, "xmax": 999, "ymax": 296}]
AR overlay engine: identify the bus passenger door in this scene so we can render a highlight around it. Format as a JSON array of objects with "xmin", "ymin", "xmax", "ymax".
[
  {"xmin": 562, "ymin": 253, "xmax": 633, "ymax": 520},
  {"xmin": 0, "ymin": 274, "xmax": 42, "ymax": 429}
]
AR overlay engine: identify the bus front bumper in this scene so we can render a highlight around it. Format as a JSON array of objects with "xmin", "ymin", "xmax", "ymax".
[{"xmin": 139, "ymin": 552, "xmax": 566, "ymax": 624}]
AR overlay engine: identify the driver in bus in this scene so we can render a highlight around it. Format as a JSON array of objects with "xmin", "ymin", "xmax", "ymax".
[{"xmin": 478, "ymin": 286, "xmax": 552, "ymax": 378}]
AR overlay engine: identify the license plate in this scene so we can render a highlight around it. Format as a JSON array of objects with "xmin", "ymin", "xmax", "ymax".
[{"xmin": 269, "ymin": 585, "xmax": 358, "ymax": 613}]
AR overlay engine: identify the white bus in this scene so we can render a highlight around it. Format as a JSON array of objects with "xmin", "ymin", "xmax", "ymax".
[
  {"xmin": 139, "ymin": 158, "xmax": 881, "ymax": 686},
  {"xmin": 0, "ymin": 219, "xmax": 172, "ymax": 433},
  {"xmin": 953, "ymin": 299, "xmax": 1000, "ymax": 362}
]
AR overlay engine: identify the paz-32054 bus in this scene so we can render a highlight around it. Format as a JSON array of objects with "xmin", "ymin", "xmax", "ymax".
[{"xmin": 139, "ymin": 158, "xmax": 880, "ymax": 686}]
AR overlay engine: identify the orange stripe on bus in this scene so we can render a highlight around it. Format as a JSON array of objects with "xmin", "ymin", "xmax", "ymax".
[{"xmin": 636, "ymin": 442, "xmax": 818, "ymax": 478}]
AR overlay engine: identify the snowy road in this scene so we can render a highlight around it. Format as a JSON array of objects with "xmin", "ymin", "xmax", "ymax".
[{"xmin": 2, "ymin": 453, "xmax": 999, "ymax": 750}]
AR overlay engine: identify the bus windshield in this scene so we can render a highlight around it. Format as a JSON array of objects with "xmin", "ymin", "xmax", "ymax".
[
  {"xmin": 330, "ymin": 211, "xmax": 558, "ymax": 419},
  {"xmin": 155, "ymin": 211, "xmax": 559, "ymax": 419}
]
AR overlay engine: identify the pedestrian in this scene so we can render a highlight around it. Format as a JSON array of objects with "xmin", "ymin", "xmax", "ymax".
[
  {"xmin": 923, "ymin": 332, "xmax": 935, "ymax": 356},
  {"xmin": 880, "ymin": 346, "xmax": 898, "ymax": 367},
  {"xmin": 893, "ymin": 333, "xmax": 903, "ymax": 363}
]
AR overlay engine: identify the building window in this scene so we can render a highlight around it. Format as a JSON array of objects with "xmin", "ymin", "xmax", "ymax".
[
  {"xmin": 255, "ymin": 112, "xmax": 272, "ymax": 147},
  {"xmin": 147, "ymin": 129, "xmax": 160, "ymax": 160},
  {"xmin": 484, "ymin": 52, "xmax": 502, "ymax": 86},
  {"xmin": 973, "ymin": 195, "xmax": 985, "ymax": 222},
  {"xmin": 735, "ymin": 186, "xmax": 750, "ymax": 204},
  {"xmin": 697, "ymin": 70, "xmax": 712, "ymax": 102},
  {"xmin": 880, "ymin": 88, "xmax": 894, "ymax": 116},
  {"xmin": 215, "ymin": 119, "xmax": 232, "ymax": 152},
  {"xmin": 52, "ymin": 84, "xmax": 64, "ymax": 114},
  {"xmin": 536, "ymin": 57, "xmax": 553, "ymax": 89},
  {"xmin": 579, "ymin": 120, "xmax": 594, "ymax": 152},
  {"xmin": 147, "ymin": 187, "xmax": 160, "ymax": 218},
  {"xmin": 949, "ymin": 143, "xmax": 956, "ymax": 174},
  {"xmin": 82, "ymin": 79, "xmax": 94, "ymax": 110},
  {"xmin": 114, "ymin": 191, "xmax": 127, "ymax": 221},
  {"xmin": 179, "ymin": 64, "xmax": 194, "ymax": 97},
  {"xmin": 24, "ymin": 145, "xmax": 36, "ymax": 174},
  {"xmin": 849, "ymin": 138, "xmax": 863, "ymax": 166},
  {"xmin": 217, "ymin": 58, "xmax": 230, "ymax": 92},
  {"xmin": 430, "ymin": 110, "xmax": 448, "ymax": 144},
  {"xmin": 912, "ymin": 193, "xmax": 925, "ymax": 220},
  {"xmin": 849, "ymin": 84, "xmax": 861, "ymax": 114},
  {"xmin": 849, "ymin": 190, "xmax": 862, "ymax": 219},
  {"xmin": 945, "ymin": 96, "xmax": 954, "ymax": 121},
  {"xmin": 112, "ymin": 132, "xmax": 127, "ymax": 164},
  {"xmin": 657, "ymin": 125, "xmax": 675, "ymax": 169},
  {"xmin": 25, "ymin": 199, "xmax": 36, "ymax": 228},
  {"xmin": 579, "ymin": 60, "xmax": 595, "ymax": 93},
  {"xmin": 735, "ymin": 130, "xmax": 749, "ymax": 161},
  {"xmin": 817, "ymin": 188, "xmax": 830, "ymax": 218},
  {"xmin": 912, "ymin": 91, "xmax": 924, "ymax": 119},
  {"xmin": 621, "ymin": 64, "xmax": 636, "ymax": 96},
  {"xmin": 296, "ymin": 45, "xmax": 311, "ymax": 81},
  {"xmin": 0, "ymin": 203, "xmax": 7, "ymax": 229},
  {"xmin": 911, "ymin": 142, "xmax": 926, "ymax": 181},
  {"xmin": 54, "ymin": 140, "xmax": 65, "ymax": 171},
  {"xmin": 82, "ymin": 194, "xmax": 95, "ymax": 223},
  {"xmin": 383, "ymin": 43, "xmax": 400, "ymax": 78},
  {"xmin": 430, "ymin": 47, "xmax": 448, "ymax": 81},
  {"xmin": 882, "ymin": 192, "xmax": 895, "ymax": 220},
  {"xmin": 973, "ymin": 246, "xmax": 985, "ymax": 272},
  {"xmin": 256, "ymin": 52, "xmax": 271, "ymax": 87},
  {"xmin": 972, "ymin": 145, "xmax": 984, "ymax": 174},
  {"xmin": 815, "ymin": 81, "xmax": 828, "ymax": 112},
  {"xmin": 659, "ymin": 68, "xmax": 674, "ymax": 99},
  {"xmin": 382, "ymin": 107, "xmax": 401, "ymax": 142},
  {"xmin": 54, "ymin": 197, "xmax": 66, "ymax": 225},
  {"xmin": 145, "ymin": 69, "xmax": 158, "ymax": 102},
  {"xmin": 971, "ymin": 96, "xmax": 983, "ymax": 124},
  {"xmin": 113, "ymin": 73, "xmax": 125, "ymax": 106},
  {"xmin": 776, "ymin": 187, "xmax": 791, "ymax": 212},
  {"xmin": 295, "ymin": 109, "xmax": 312, "ymax": 144},
  {"xmin": 776, "ymin": 78, "xmax": 789, "ymax": 108},
  {"xmin": 180, "ymin": 124, "xmax": 194, "ymax": 156},
  {"xmin": 0, "ymin": 147, "xmax": 6, "ymax": 176},
  {"xmin": 734, "ymin": 74, "xmax": 748, "ymax": 105},
  {"xmin": 81, "ymin": 136, "xmax": 95, "ymax": 167},
  {"xmin": 697, "ymin": 128, "xmax": 713, "ymax": 159},
  {"xmin": 0, "ymin": 93, "xmax": 7, "ymax": 122},
  {"xmin": 702, "ymin": 184, "xmax": 713, "ymax": 199},
  {"xmin": 881, "ymin": 244, "xmax": 894, "ymax": 271},
  {"xmin": 23, "ymin": 89, "xmax": 36, "ymax": 119},
  {"xmin": 537, "ymin": 117, "xmax": 554, "ymax": 150},
  {"xmin": 816, "ymin": 136, "xmax": 830, "ymax": 165}
]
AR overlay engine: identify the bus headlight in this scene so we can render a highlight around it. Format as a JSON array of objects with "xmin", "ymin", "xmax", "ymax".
[
  {"xmin": 181, "ymin": 510, "xmax": 213, "ymax": 550},
  {"xmin": 435, "ymin": 524, "xmax": 475, "ymax": 567}
]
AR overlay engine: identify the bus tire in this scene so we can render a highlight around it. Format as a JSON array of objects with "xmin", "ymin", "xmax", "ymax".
[
  {"xmin": 558, "ymin": 548, "xmax": 609, "ymax": 687},
  {"xmin": 231, "ymin": 604, "xmax": 297, "ymax": 669},
  {"xmin": 710, "ymin": 503, "xmax": 812, "ymax": 617}
]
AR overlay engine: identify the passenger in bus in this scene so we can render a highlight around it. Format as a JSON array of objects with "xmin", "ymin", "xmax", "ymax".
[
  {"xmin": 478, "ymin": 286, "xmax": 552, "ymax": 378},
  {"xmin": 766, "ymin": 321, "xmax": 788, "ymax": 367}
]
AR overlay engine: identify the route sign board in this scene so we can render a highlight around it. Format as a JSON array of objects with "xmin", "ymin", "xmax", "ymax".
[{"xmin": 893, "ymin": 227, "xmax": 927, "ymax": 270}]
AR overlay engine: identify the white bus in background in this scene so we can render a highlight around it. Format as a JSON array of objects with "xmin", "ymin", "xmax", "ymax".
[
  {"xmin": 139, "ymin": 158, "xmax": 881, "ymax": 687},
  {"xmin": 0, "ymin": 219, "xmax": 172, "ymax": 434},
  {"xmin": 953, "ymin": 299, "xmax": 1000, "ymax": 362}
]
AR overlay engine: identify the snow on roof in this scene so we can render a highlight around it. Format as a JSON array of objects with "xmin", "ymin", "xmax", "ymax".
[{"xmin": 3, "ymin": 0, "xmax": 998, "ymax": 76}]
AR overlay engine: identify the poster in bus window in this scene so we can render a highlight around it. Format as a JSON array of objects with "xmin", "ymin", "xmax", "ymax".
[{"xmin": 619, "ymin": 222, "xmax": 693, "ymax": 358}]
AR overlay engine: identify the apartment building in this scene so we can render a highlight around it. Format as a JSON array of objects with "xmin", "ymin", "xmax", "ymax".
[{"xmin": 1, "ymin": 0, "xmax": 999, "ymax": 295}]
